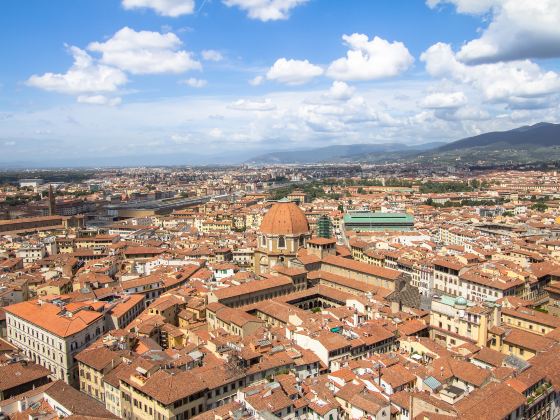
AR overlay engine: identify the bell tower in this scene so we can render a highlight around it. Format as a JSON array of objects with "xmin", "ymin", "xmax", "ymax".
[{"xmin": 48, "ymin": 184, "xmax": 56, "ymax": 216}]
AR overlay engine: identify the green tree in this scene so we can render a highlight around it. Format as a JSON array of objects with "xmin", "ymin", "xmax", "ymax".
[{"xmin": 531, "ymin": 202, "xmax": 548, "ymax": 212}]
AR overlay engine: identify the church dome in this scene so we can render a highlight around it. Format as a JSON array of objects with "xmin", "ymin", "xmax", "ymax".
[
  {"xmin": 455, "ymin": 296, "xmax": 468, "ymax": 306},
  {"xmin": 260, "ymin": 201, "xmax": 310, "ymax": 235}
]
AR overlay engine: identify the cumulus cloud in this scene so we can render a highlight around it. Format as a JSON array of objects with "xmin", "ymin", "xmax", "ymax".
[
  {"xmin": 88, "ymin": 27, "xmax": 201, "ymax": 75},
  {"xmin": 222, "ymin": 0, "xmax": 308, "ymax": 21},
  {"xmin": 201, "ymin": 50, "xmax": 224, "ymax": 62},
  {"xmin": 249, "ymin": 76, "xmax": 264, "ymax": 86},
  {"xmin": 13, "ymin": 78, "xmax": 558, "ymax": 160},
  {"xmin": 428, "ymin": 0, "xmax": 560, "ymax": 63},
  {"xmin": 266, "ymin": 58, "xmax": 323, "ymax": 85},
  {"xmin": 122, "ymin": 0, "xmax": 195, "ymax": 17},
  {"xmin": 27, "ymin": 46, "xmax": 127, "ymax": 95},
  {"xmin": 327, "ymin": 34, "xmax": 413, "ymax": 81},
  {"xmin": 77, "ymin": 95, "xmax": 122, "ymax": 106},
  {"xmin": 421, "ymin": 42, "xmax": 560, "ymax": 105},
  {"xmin": 182, "ymin": 77, "xmax": 207, "ymax": 88},
  {"xmin": 421, "ymin": 91, "xmax": 467, "ymax": 109},
  {"xmin": 426, "ymin": 0, "xmax": 497, "ymax": 14},
  {"xmin": 228, "ymin": 98, "xmax": 276, "ymax": 111},
  {"xmin": 327, "ymin": 81, "xmax": 355, "ymax": 101},
  {"xmin": 433, "ymin": 106, "xmax": 490, "ymax": 121}
]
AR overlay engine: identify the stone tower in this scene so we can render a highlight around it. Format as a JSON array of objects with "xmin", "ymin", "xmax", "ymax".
[{"xmin": 48, "ymin": 184, "xmax": 56, "ymax": 216}]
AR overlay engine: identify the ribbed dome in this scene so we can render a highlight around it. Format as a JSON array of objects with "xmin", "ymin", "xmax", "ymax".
[{"xmin": 260, "ymin": 201, "xmax": 310, "ymax": 235}]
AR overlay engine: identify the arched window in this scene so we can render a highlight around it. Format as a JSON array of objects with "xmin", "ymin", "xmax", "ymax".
[
  {"xmin": 261, "ymin": 235, "xmax": 266, "ymax": 247},
  {"xmin": 278, "ymin": 236, "xmax": 286, "ymax": 248},
  {"xmin": 299, "ymin": 235, "xmax": 305, "ymax": 247}
]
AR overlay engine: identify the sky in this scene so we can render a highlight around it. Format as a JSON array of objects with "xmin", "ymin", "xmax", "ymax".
[{"xmin": 1, "ymin": 0, "xmax": 560, "ymax": 165}]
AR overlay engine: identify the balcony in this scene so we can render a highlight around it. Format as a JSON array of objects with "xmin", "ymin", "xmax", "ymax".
[{"xmin": 526, "ymin": 383, "xmax": 552, "ymax": 406}]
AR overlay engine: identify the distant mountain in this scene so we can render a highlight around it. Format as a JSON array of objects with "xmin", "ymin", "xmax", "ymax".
[
  {"xmin": 436, "ymin": 122, "xmax": 560, "ymax": 152},
  {"xmin": 348, "ymin": 122, "xmax": 560, "ymax": 165},
  {"xmin": 246, "ymin": 142, "xmax": 445, "ymax": 164}
]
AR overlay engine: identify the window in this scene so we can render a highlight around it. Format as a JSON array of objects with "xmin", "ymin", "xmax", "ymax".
[{"xmin": 278, "ymin": 236, "xmax": 286, "ymax": 248}]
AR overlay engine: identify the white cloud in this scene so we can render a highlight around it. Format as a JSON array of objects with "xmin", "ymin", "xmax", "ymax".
[
  {"xmin": 327, "ymin": 81, "xmax": 355, "ymax": 101},
  {"xmin": 88, "ymin": 27, "xmax": 201, "ymax": 75},
  {"xmin": 447, "ymin": 106, "xmax": 490, "ymax": 120},
  {"xmin": 34, "ymin": 129, "xmax": 52, "ymax": 135},
  {"xmin": 122, "ymin": 0, "xmax": 195, "ymax": 17},
  {"xmin": 222, "ymin": 0, "xmax": 308, "ymax": 21},
  {"xmin": 249, "ymin": 76, "xmax": 264, "ymax": 86},
  {"xmin": 426, "ymin": 0, "xmax": 497, "ymax": 14},
  {"xmin": 327, "ymin": 34, "xmax": 414, "ymax": 81},
  {"xmin": 209, "ymin": 128, "xmax": 223, "ymax": 138},
  {"xmin": 298, "ymin": 103, "xmax": 347, "ymax": 133},
  {"xmin": 77, "ymin": 95, "xmax": 122, "ymax": 106},
  {"xmin": 266, "ymin": 58, "xmax": 323, "ymax": 85},
  {"xmin": 9, "ymin": 79, "xmax": 559, "ymax": 161},
  {"xmin": 428, "ymin": 0, "xmax": 560, "ymax": 63},
  {"xmin": 201, "ymin": 50, "xmax": 223, "ymax": 62},
  {"xmin": 228, "ymin": 98, "xmax": 276, "ymax": 111},
  {"xmin": 421, "ymin": 42, "xmax": 560, "ymax": 104},
  {"xmin": 170, "ymin": 133, "xmax": 193, "ymax": 143},
  {"xmin": 421, "ymin": 91, "xmax": 467, "ymax": 109},
  {"xmin": 27, "ymin": 46, "xmax": 127, "ymax": 95},
  {"xmin": 183, "ymin": 78, "xmax": 207, "ymax": 88}
]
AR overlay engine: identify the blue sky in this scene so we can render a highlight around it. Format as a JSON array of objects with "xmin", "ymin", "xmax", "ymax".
[{"xmin": 1, "ymin": 0, "xmax": 560, "ymax": 164}]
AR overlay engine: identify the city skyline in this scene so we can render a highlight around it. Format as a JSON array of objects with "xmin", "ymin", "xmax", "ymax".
[{"xmin": 2, "ymin": 0, "xmax": 560, "ymax": 164}]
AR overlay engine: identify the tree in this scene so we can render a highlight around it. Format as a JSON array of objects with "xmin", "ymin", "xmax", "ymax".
[
  {"xmin": 531, "ymin": 202, "xmax": 548, "ymax": 212},
  {"xmin": 357, "ymin": 187, "xmax": 365, "ymax": 194}
]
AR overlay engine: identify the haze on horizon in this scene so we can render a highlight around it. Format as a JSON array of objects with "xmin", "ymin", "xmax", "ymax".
[{"xmin": 1, "ymin": 0, "xmax": 560, "ymax": 165}]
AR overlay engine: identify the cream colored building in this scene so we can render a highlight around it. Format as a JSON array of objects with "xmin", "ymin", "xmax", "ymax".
[
  {"xmin": 429, "ymin": 295, "xmax": 500, "ymax": 347},
  {"xmin": 4, "ymin": 300, "xmax": 105, "ymax": 386}
]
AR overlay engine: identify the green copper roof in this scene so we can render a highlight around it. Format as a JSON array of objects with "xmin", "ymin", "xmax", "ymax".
[{"xmin": 343, "ymin": 211, "xmax": 414, "ymax": 224}]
